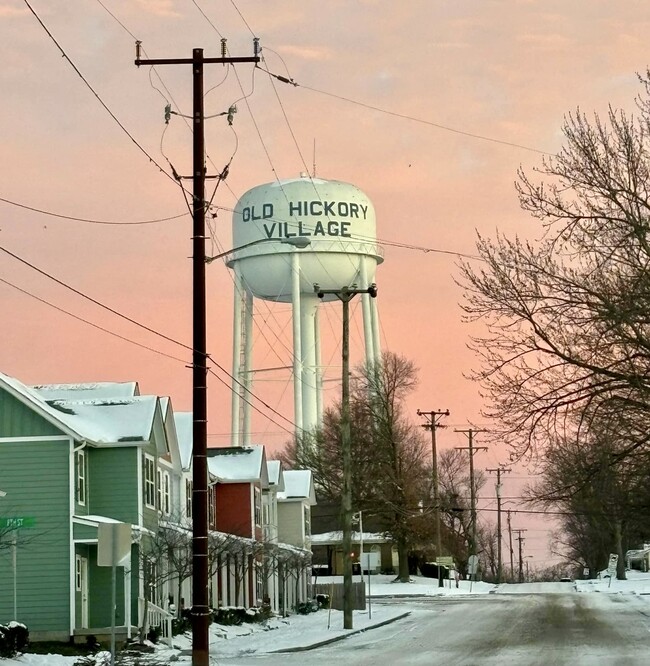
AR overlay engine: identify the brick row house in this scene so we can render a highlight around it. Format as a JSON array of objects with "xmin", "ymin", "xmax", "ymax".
[{"xmin": 0, "ymin": 371, "xmax": 314, "ymax": 642}]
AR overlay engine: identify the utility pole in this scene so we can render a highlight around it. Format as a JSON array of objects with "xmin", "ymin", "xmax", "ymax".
[
  {"xmin": 454, "ymin": 429, "xmax": 487, "ymax": 571},
  {"xmin": 507, "ymin": 509, "xmax": 514, "ymax": 582},
  {"xmin": 486, "ymin": 466, "xmax": 510, "ymax": 584},
  {"xmin": 316, "ymin": 284, "xmax": 377, "ymax": 629},
  {"xmin": 417, "ymin": 409, "xmax": 449, "ymax": 588},
  {"xmin": 513, "ymin": 529, "xmax": 528, "ymax": 583},
  {"xmin": 135, "ymin": 42, "xmax": 259, "ymax": 666}
]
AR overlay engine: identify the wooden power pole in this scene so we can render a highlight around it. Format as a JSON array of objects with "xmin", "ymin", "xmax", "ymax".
[
  {"xmin": 486, "ymin": 466, "xmax": 510, "ymax": 583},
  {"xmin": 135, "ymin": 42, "xmax": 259, "ymax": 666},
  {"xmin": 454, "ymin": 428, "xmax": 487, "ymax": 568},
  {"xmin": 417, "ymin": 409, "xmax": 449, "ymax": 588}
]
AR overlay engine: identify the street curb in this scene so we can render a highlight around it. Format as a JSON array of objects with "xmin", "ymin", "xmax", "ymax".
[{"xmin": 270, "ymin": 611, "xmax": 411, "ymax": 653}]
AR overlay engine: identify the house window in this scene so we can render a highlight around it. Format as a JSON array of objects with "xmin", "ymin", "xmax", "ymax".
[
  {"xmin": 76, "ymin": 450, "xmax": 86, "ymax": 506},
  {"xmin": 162, "ymin": 471, "xmax": 170, "ymax": 515},
  {"xmin": 157, "ymin": 469, "xmax": 170, "ymax": 515},
  {"xmin": 256, "ymin": 564, "xmax": 263, "ymax": 603},
  {"xmin": 75, "ymin": 555, "xmax": 82, "ymax": 591},
  {"xmin": 185, "ymin": 479, "xmax": 193, "ymax": 519},
  {"xmin": 144, "ymin": 455, "xmax": 156, "ymax": 508},
  {"xmin": 254, "ymin": 487, "xmax": 262, "ymax": 527},
  {"xmin": 303, "ymin": 505, "xmax": 311, "ymax": 537},
  {"xmin": 208, "ymin": 486, "xmax": 215, "ymax": 528}
]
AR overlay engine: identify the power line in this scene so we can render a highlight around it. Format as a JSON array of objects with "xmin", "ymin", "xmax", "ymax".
[
  {"xmin": 297, "ymin": 82, "xmax": 553, "ymax": 156},
  {"xmin": 0, "ymin": 243, "xmax": 192, "ymax": 352},
  {"xmin": 0, "ymin": 276, "xmax": 186, "ymax": 364},
  {"xmin": 0, "ymin": 242, "xmax": 300, "ymax": 431},
  {"xmin": 0, "ymin": 195, "xmax": 188, "ymax": 226},
  {"xmin": 23, "ymin": 0, "xmax": 176, "ymax": 186}
]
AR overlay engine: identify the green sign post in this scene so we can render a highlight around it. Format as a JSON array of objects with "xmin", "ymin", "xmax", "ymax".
[
  {"xmin": 0, "ymin": 517, "xmax": 36, "ymax": 621},
  {"xmin": 0, "ymin": 517, "xmax": 36, "ymax": 529}
]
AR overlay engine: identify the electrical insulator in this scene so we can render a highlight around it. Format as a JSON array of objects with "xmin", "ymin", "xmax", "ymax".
[
  {"xmin": 253, "ymin": 38, "xmax": 260, "ymax": 58},
  {"xmin": 164, "ymin": 104, "xmax": 171, "ymax": 124},
  {"xmin": 221, "ymin": 38, "xmax": 227, "ymax": 58}
]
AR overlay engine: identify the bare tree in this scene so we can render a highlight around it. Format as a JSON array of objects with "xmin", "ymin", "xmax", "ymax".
[
  {"xmin": 458, "ymin": 75, "xmax": 650, "ymax": 461},
  {"xmin": 283, "ymin": 352, "xmax": 430, "ymax": 583},
  {"xmin": 437, "ymin": 449, "xmax": 487, "ymax": 575},
  {"xmin": 528, "ymin": 418, "xmax": 650, "ymax": 579}
]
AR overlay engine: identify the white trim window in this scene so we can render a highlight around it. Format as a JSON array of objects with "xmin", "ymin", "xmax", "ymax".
[
  {"xmin": 254, "ymin": 487, "xmax": 262, "ymax": 527},
  {"xmin": 144, "ymin": 455, "xmax": 156, "ymax": 509},
  {"xmin": 161, "ymin": 470, "xmax": 171, "ymax": 515},
  {"xmin": 303, "ymin": 505, "xmax": 311, "ymax": 537},
  {"xmin": 185, "ymin": 479, "xmax": 193, "ymax": 519},
  {"xmin": 75, "ymin": 555, "xmax": 83, "ymax": 591},
  {"xmin": 76, "ymin": 450, "xmax": 86, "ymax": 506}
]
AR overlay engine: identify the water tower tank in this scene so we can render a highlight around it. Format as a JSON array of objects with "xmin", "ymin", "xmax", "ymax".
[
  {"xmin": 229, "ymin": 176, "xmax": 383, "ymax": 301},
  {"xmin": 227, "ymin": 175, "xmax": 383, "ymax": 444}
]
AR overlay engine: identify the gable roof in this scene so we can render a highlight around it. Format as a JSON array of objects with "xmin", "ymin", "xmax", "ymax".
[
  {"xmin": 43, "ymin": 397, "xmax": 159, "ymax": 444},
  {"xmin": 0, "ymin": 371, "xmax": 159, "ymax": 445},
  {"xmin": 278, "ymin": 469, "xmax": 316, "ymax": 505},
  {"xmin": 174, "ymin": 412, "xmax": 193, "ymax": 470},
  {"xmin": 32, "ymin": 381, "xmax": 140, "ymax": 400},
  {"xmin": 266, "ymin": 460, "xmax": 285, "ymax": 492},
  {"xmin": 207, "ymin": 445, "xmax": 269, "ymax": 488}
]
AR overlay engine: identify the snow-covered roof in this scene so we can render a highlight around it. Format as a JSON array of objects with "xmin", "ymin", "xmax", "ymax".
[
  {"xmin": 278, "ymin": 469, "xmax": 316, "ymax": 505},
  {"xmin": 266, "ymin": 460, "xmax": 284, "ymax": 491},
  {"xmin": 174, "ymin": 412, "xmax": 193, "ymax": 470},
  {"xmin": 45, "ymin": 397, "xmax": 159, "ymax": 444},
  {"xmin": 310, "ymin": 530, "xmax": 391, "ymax": 545},
  {"xmin": 207, "ymin": 445, "xmax": 269, "ymax": 488},
  {"xmin": 32, "ymin": 381, "xmax": 140, "ymax": 400},
  {"xmin": 0, "ymin": 371, "xmax": 162, "ymax": 445}
]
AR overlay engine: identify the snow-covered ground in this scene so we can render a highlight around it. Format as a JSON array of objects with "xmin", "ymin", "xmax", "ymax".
[{"xmin": 5, "ymin": 572, "xmax": 650, "ymax": 665}]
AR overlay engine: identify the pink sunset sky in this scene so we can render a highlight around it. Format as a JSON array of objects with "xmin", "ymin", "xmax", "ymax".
[{"xmin": 2, "ymin": 0, "xmax": 649, "ymax": 568}]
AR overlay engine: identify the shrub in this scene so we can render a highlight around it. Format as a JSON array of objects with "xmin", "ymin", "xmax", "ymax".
[
  {"xmin": 294, "ymin": 601, "xmax": 318, "ymax": 615},
  {"xmin": 212, "ymin": 605, "xmax": 274, "ymax": 626},
  {"xmin": 315, "ymin": 594, "xmax": 330, "ymax": 609},
  {"xmin": 0, "ymin": 622, "xmax": 29, "ymax": 657},
  {"xmin": 146, "ymin": 625, "xmax": 162, "ymax": 644},
  {"xmin": 171, "ymin": 615, "xmax": 192, "ymax": 636}
]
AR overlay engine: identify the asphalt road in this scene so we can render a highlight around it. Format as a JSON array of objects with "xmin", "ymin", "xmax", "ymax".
[{"xmin": 221, "ymin": 593, "xmax": 650, "ymax": 665}]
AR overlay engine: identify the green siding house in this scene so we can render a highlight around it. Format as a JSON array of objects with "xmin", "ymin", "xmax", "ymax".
[{"xmin": 0, "ymin": 373, "xmax": 183, "ymax": 642}]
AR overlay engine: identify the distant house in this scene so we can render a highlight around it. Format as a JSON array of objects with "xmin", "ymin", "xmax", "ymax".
[
  {"xmin": 276, "ymin": 469, "xmax": 316, "ymax": 608},
  {"xmin": 0, "ymin": 372, "xmax": 183, "ymax": 642},
  {"xmin": 626, "ymin": 545, "xmax": 650, "ymax": 572}
]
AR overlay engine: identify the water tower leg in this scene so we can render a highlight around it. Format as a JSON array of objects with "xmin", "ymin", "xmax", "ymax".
[
  {"xmin": 291, "ymin": 254, "xmax": 304, "ymax": 435},
  {"xmin": 370, "ymin": 294, "xmax": 382, "ymax": 363},
  {"xmin": 300, "ymin": 292, "xmax": 320, "ymax": 434},
  {"xmin": 360, "ymin": 259, "xmax": 382, "ymax": 364},
  {"xmin": 242, "ymin": 289, "xmax": 254, "ymax": 446},
  {"xmin": 231, "ymin": 267, "xmax": 245, "ymax": 447},
  {"xmin": 314, "ymin": 304, "xmax": 323, "ymax": 425}
]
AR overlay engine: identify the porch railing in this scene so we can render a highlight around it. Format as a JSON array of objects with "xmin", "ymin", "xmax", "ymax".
[{"xmin": 138, "ymin": 598, "xmax": 174, "ymax": 647}]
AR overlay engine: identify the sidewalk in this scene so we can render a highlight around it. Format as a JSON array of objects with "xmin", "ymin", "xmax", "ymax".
[
  {"xmin": 272, "ymin": 610, "xmax": 411, "ymax": 652},
  {"xmin": 168, "ymin": 605, "xmax": 413, "ymax": 660}
]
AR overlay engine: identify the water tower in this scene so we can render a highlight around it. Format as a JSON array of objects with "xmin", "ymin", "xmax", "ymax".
[{"xmin": 227, "ymin": 175, "xmax": 383, "ymax": 445}]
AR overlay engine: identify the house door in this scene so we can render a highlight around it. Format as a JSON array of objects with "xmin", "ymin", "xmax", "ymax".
[{"xmin": 76, "ymin": 555, "xmax": 89, "ymax": 628}]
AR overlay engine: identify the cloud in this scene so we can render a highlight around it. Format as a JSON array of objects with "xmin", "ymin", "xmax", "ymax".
[
  {"xmin": 516, "ymin": 33, "xmax": 571, "ymax": 49},
  {"xmin": 276, "ymin": 44, "xmax": 333, "ymax": 61},
  {"xmin": 0, "ymin": 4, "xmax": 28, "ymax": 17},
  {"xmin": 135, "ymin": 0, "xmax": 180, "ymax": 18}
]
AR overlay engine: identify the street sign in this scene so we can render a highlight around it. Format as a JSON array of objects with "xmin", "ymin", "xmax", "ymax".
[
  {"xmin": 0, "ymin": 517, "xmax": 36, "ymax": 529},
  {"xmin": 468, "ymin": 555, "xmax": 479, "ymax": 575},
  {"xmin": 98, "ymin": 523, "xmax": 132, "ymax": 567},
  {"xmin": 436, "ymin": 556, "xmax": 455, "ymax": 566}
]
